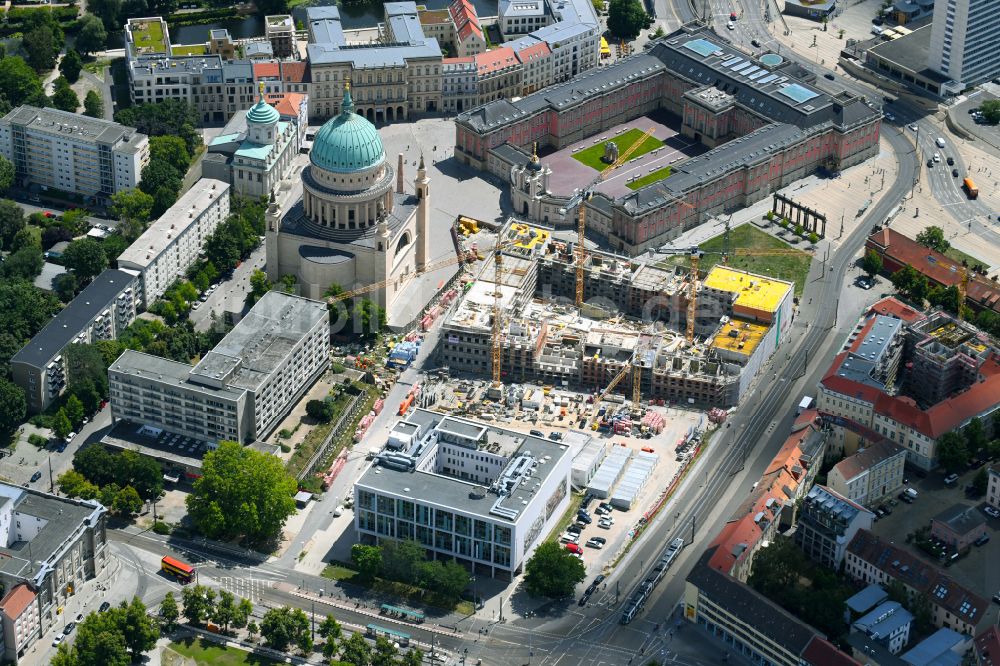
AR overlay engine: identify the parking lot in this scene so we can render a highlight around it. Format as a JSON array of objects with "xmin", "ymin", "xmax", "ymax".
[{"xmin": 866, "ymin": 464, "xmax": 1000, "ymax": 620}]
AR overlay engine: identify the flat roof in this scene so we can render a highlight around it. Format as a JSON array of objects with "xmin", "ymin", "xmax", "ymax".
[
  {"xmin": 867, "ymin": 25, "xmax": 950, "ymax": 84},
  {"xmin": 11, "ymin": 269, "xmax": 137, "ymax": 370},
  {"xmin": 711, "ymin": 318, "xmax": 768, "ymax": 356},
  {"xmin": 702, "ymin": 266, "xmax": 791, "ymax": 314},
  {"xmin": 110, "ymin": 349, "xmax": 247, "ymax": 401},
  {"xmin": 102, "ymin": 419, "xmax": 209, "ymax": 469},
  {"xmin": 1, "ymin": 105, "xmax": 146, "ymax": 147},
  {"xmin": 190, "ymin": 291, "xmax": 327, "ymax": 392},
  {"xmin": 116, "ymin": 179, "xmax": 229, "ymax": 269}
]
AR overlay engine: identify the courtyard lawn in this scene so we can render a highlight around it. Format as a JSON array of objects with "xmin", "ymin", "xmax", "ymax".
[
  {"xmin": 172, "ymin": 44, "xmax": 207, "ymax": 56},
  {"xmin": 572, "ymin": 128, "xmax": 664, "ymax": 171},
  {"xmin": 131, "ymin": 20, "xmax": 166, "ymax": 53},
  {"xmin": 627, "ymin": 166, "xmax": 672, "ymax": 190},
  {"xmin": 657, "ymin": 224, "xmax": 813, "ymax": 297},
  {"xmin": 945, "ymin": 245, "xmax": 989, "ymax": 270},
  {"xmin": 167, "ymin": 638, "xmax": 276, "ymax": 666}
]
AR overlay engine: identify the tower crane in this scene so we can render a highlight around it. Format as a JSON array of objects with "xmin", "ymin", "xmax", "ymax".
[
  {"xmin": 492, "ymin": 247, "xmax": 504, "ymax": 386},
  {"xmin": 564, "ymin": 127, "xmax": 659, "ymax": 307}
]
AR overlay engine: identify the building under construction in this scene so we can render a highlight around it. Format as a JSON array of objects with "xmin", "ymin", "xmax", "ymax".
[{"xmin": 439, "ymin": 221, "xmax": 794, "ymax": 407}]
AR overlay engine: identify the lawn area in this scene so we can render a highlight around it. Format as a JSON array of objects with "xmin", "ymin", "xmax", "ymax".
[
  {"xmin": 320, "ymin": 563, "xmax": 475, "ymax": 615},
  {"xmin": 657, "ymin": 224, "xmax": 813, "ymax": 297},
  {"xmin": 131, "ymin": 20, "xmax": 166, "ymax": 53},
  {"xmin": 572, "ymin": 128, "xmax": 664, "ymax": 171},
  {"xmin": 167, "ymin": 638, "xmax": 276, "ymax": 666},
  {"xmin": 172, "ymin": 44, "xmax": 207, "ymax": 56},
  {"xmin": 627, "ymin": 166, "xmax": 672, "ymax": 190},
  {"xmin": 945, "ymin": 245, "xmax": 989, "ymax": 269}
]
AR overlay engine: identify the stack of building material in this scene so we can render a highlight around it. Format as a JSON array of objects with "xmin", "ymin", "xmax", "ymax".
[
  {"xmin": 640, "ymin": 411, "xmax": 665, "ymax": 434},
  {"xmin": 586, "ymin": 444, "xmax": 632, "ymax": 499},
  {"xmin": 610, "ymin": 450, "xmax": 658, "ymax": 510}
]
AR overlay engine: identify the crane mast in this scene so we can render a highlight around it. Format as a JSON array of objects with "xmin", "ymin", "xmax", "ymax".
[{"xmin": 492, "ymin": 249, "xmax": 503, "ymax": 386}]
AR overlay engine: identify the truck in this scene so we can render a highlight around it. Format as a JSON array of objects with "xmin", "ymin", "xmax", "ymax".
[
  {"xmin": 797, "ymin": 396, "xmax": 814, "ymax": 415},
  {"xmin": 962, "ymin": 177, "xmax": 979, "ymax": 199}
]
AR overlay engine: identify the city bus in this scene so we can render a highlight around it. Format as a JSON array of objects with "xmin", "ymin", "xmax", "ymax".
[
  {"xmin": 365, "ymin": 624, "xmax": 410, "ymax": 647},
  {"xmin": 161, "ymin": 556, "xmax": 195, "ymax": 584}
]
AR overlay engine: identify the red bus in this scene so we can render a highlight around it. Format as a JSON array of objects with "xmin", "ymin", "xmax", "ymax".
[{"xmin": 161, "ymin": 556, "xmax": 195, "ymax": 583}]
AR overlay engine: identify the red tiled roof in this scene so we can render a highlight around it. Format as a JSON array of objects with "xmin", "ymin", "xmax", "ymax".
[
  {"xmin": 515, "ymin": 41, "xmax": 551, "ymax": 63},
  {"xmin": 443, "ymin": 56, "xmax": 475, "ymax": 64},
  {"xmin": 0, "ymin": 584, "xmax": 36, "ymax": 619},
  {"xmin": 458, "ymin": 21, "xmax": 483, "ymax": 41},
  {"xmin": 802, "ymin": 637, "xmax": 862, "ymax": 666},
  {"xmin": 867, "ymin": 297, "xmax": 926, "ymax": 324},
  {"xmin": 280, "ymin": 61, "xmax": 309, "ymax": 83},
  {"xmin": 975, "ymin": 625, "xmax": 1000, "ymax": 665},
  {"xmin": 819, "ymin": 351, "xmax": 885, "ymax": 406},
  {"xmin": 253, "ymin": 62, "xmax": 280, "ymax": 79},
  {"xmin": 264, "ymin": 93, "xmax": 306, "ymax": 118},
  {"xmin": 450, "ymin": 0, "xmax": 484, "ymax": 41},
  {"xmin": 475, "ymin": 47, "xmax": 518, "ymax": 75}
]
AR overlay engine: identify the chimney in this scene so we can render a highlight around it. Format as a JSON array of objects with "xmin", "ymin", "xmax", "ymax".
[{"xmin": 396, "ymin": 153, "xmax": 404, "ymax": 194}]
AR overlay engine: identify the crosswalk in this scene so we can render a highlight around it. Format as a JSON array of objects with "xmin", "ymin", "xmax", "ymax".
[{"xmin": 217, "ymin": 576, "xmax": 273, "ymax": 601}]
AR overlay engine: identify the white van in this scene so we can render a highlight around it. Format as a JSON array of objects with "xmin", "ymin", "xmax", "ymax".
[
  {"xmin": 936, "ymin": 137, "xmax": 946, "ymax": 148},
  {"xmin": 905, "ymin": 487, "xmax": 918, "ymax": 500}
]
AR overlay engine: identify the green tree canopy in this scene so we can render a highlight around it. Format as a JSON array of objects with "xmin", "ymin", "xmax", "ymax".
[
  {"xmin": 111, "ymin": 485, "xmax": 143, "ymax": 516},
  {"xmin": 936, "ymin": 431, "xmax": 969, "ymax": 471},
  {"xmin": 65, "ymin": 394, "xmax": 85, "ymax": 426},
  {"xmin": 607, "ymin": 0, "xmax": 651, "ymax": 40},
  {"xmin": 115, "ymin": 99, "xmax": 201, "ymax": 154},
  {"xmin": 62, "ymin": 238, "xmax": 108, "ymax": 281},
  {"xmin": 340, "ymin": 632, "xmax": 372, "ymax": 666},
  {"xmin": 260, "ymin": 606, "xmax": 311, "ymax": 653},
  {"xmin": 246, "ymin": 268, "xmax": 272, "ymax": 307},
  {"xmin": 0, "ymin": 56, "xmax": 46, "ymax": 107},
  {"xmin": 0, "ymin": 377, "xmax": 27, "ymax": 438},
  {"xmin": 351, "ymin": 543, "xmax": 383, "ymax": 580},
  {"xmin": 52, "ymin": 408, "xmax": 72, "ymax": 439},
  {"xmin": 306, "ymin": 398, "xmax": 336, "ymax": 423},
  {"xmin": 160, "ymin": 591, "xmax": 179, "ymax": 632},
  {"xmin": 149, "ymin": 135, "xmax": 192, "ymax": 173},
  {"xmin": 83, "ymin": 89, "xmax": 104, "ymax": 119},
  {"xmin": 0, "ymin": 278, "xmax": 60, "ymax": 343},
  {"xmin": 186, "ymin": 440, "xmax": 298, "ymax": 544},
  {"xmin": 523, "ymin": 540, "xmax": 586, "ymax": 598},
  {"xmin": 110, "ymin": 188, "xmax": 154, "ymax": 240},
  {"xmin": 1, "ymin": 243, "xmax": 43, "ymax": 279},
  {"xmin": 979, "ymin": 99, "xmax": 1000, "ymax": 125},
  {"xmin": 181, "ymin": 584, "xmax": 215, "ymax": 625},
  {"xmin": 76, "ymin": 14, "xmax": 109, "ymax": 55},
  {"xmin": 59, "ymin": 49, "xmax": 82, "ymax": 83},
  {"xmin": 916, "ymin": 226, "xmax": 950, "ymax": 254},
  {"xmin": 0, "ymin": 154, "xmax": 13, "ymax": 194},
  {"xmin": 24, "ymin": 25, "xmax": 57, "ymax": 71},
  {"xmin": 862, "ymin": 250, "xmax": 883, "ymax": 278},
  {"xmin": 0, "ymin": 199, "xmax": 24, "ymax": 250},
  {"xmin": 118, "ymin": 597, "xmax": 159, "ymax": 658}
]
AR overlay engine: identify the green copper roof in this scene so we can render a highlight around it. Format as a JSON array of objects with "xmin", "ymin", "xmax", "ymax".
[
  {"xmin": 310, "ymin": 84, "xmax": 384, "ymax": 174},
  {"xmin": 247, "ymin": 97, "xmax": 280, "ymax": 125}
]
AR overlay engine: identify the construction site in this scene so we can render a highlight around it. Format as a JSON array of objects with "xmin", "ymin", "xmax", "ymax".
[{"xmin": 438, "ymin": 220, "xmax": 795, "ymax": 409}]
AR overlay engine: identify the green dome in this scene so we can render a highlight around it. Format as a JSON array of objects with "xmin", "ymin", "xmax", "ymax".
[
  {"xmin": 246, "ymin": 98, "xmax": 279, "ymax": 125},
  {"xmin": 310, "ymin": 85, "xmax": 384, "ymax": 174}
]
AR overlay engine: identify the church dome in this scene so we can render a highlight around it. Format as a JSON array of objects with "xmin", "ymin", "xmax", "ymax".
[
  {"xmin": 310, "ymin": 84, "xmax": 384, "ymax": 174},
  {"xmin": 247, "ymin": 97, "xmax": 279, "ymax": 125}
]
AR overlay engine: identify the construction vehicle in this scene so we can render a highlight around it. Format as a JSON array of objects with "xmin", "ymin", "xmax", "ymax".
[{"xmin": 563, "ymin": 127, "xmax": 660, "ymax": 307}]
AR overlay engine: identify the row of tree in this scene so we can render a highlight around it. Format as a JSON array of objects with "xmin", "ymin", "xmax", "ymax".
[
  {"xmin": 350, "ymin": 539, "xmax": 471, "ymax": 603},
  {"xmin": 936, "ymin": 413, "xmax": 1000, "ymax": 471},
  {"xmin": 51, "ymin": 598, "xmax": 158, "ymax": 666}
]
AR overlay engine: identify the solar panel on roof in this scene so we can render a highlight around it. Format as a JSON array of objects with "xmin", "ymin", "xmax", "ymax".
[
  {"xmin": 742, "ymin": 66, "xmax": 762, "ymax": 77},
  {"xmin": 758, "ymin": 74, "xmax": 778, "ymax": 84},
  {"xmin": 726, "ymin": 58, "xmax": 745, "ymax": 69},
  {"xmin": 721, "ymin": 56, "xmax": 741, "ymax": 66},
  {"xmin": 734, "ymin": 63, "xmax": 754, "ymax": 73},
  {"xmin": 682, "ymin": 38, "xmax": 719, "ymax": 57},
  {"xmin": 776, "ymin": 83, "xmax": 819, "ymax": 104},
  {"xmin": 748, "ymin": 70, "xmax": 767, "ymax": 80}
]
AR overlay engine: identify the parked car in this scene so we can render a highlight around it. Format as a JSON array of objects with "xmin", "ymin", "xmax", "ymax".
[
  {"xmin": 529, "ymin": 430, "xmax": 544, "ymax": 437},
  {"xmin": 985, "ymin": 506, "xmax": 1000, "ymax": 519},
  {"xmin": 548, "ymin": 432, "xmax": 563, "ymax": 441},
  {"xmin": 946, "ymin": 156, "xmax": 954, "ymax": 166},
  {"xmin": 824, "ymin": 73, "xmax": 835, "ymax": 81},
  {"xmin": 993, "ymin": 592, "xmax": 1000, "ymax": 604},
  {"xmin": 63, "ymin": 622, "xmax": 76, "ymax": 635},
  {"xmin": 578, "ymin": 593, "xmax": 590, "ymax": 606},
  {"xmin": 30, "ymin": 471, "xmax": 41, "ymax": 483},
  {"xmin": 577, "ymin": 511, "xmax": 593, "ymax": 524},
  {"xmin": 99, "ymin": 602, "xmax": 111, "ymax": 613},
  {"xmin": 567, "ymin": 524, "xmax": 582, "ymax": 535},
  {"xmin": 67, "ymin": 432, "xmax": 77, "ymax": 441},
  {"xmin": 52, "ymin": 634, "xmax": 65, "ymax": 648},
  {"xmin": 598, "ymin": 519, "xmax": 613, "ymax": 529},
  {"xmin": 566, "ymin": 542, "xmax": 582, "ymax": 554},
  {"xmin": 726, "ymin": 21, "xmax": 734, "ymax": 30},
  {"xmin": 944, "ymin": 473, "xmax": 959, "ymax": 485},
  {"xmin": 975, "ymin": 534, "xmax": 990, "ymax": 546},
  {"xmin": 586, "ymin": 538, "xmax": 604, "ymax": 549}
]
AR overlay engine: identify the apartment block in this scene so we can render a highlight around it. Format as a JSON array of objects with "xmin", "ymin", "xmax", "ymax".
[
  {"xmin": 116, "ymin": 178, "xmax": 230, "ymax": 307},
  {"xmin": 845, "ymin": 529, "xmax": 988, "ymax": 636},
  {"xmin": 0, "ymin": 485, "xmax": 108, "ymax": 660},
  {"xmin": 355, "ymin": 409, "xmax": 574, "ymax": 578},
  {"xmin": 794, "ymin": 485, "xmax": 874, "ymax": 569},
  {"xmin": 827, "ymin": 440, "xmax": 906, "ymax": 509},
  {"xmin": 928, "ymin": 0, "xmax": 1000, "ymax": 92},
  {"xmin": 265, "ymin": 15, "xmax": 295, "ymax": 58},
  {"xmin": 109, "ymin": 291, "xmax": 330, "ymax": 444},
  {"xmin": 0, "ymin": 107, "xmax": 148, "ymax": 203},
  {"xmin": 820, "ymin": 307, "xmax": 1000, "ymax": 470},
  {"xmin": 11, "ymin": 269, "xmax": 139, "ymax": 414}
]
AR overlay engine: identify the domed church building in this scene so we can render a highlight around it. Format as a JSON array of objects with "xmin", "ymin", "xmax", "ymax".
[{"xmin": 265, "ymin": 82, "xmax": 430, "ymax": 315}]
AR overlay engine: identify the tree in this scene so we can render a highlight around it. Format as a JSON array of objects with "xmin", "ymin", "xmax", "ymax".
[
  {"xmin": 186, "ymin": 440, "xmax": 298, "ymax": 544},
  {"xmin": 380, "ymin": 539, "xmax": 427, "ymax": 585},
  {"xmin": 916, "ymin": 226, "xmax": 950, "ymax": 254},
  {"xmin": 76, "ymin": 14, "xmax": 109, "ymax": 55},
  {"xmin": 115, "ymin": 99, "xmax": 202, "ymax": 154},
  {"xmin": 62, "ymin": 611, "xmax": 130, "ymax": 666},
  {"xmin": 980, "ymin": 99, "xmax": 1000, "ymax": 125},
  {"xmin": 112, "ymin": 485, "xmax": 143, "ymax": 516},
  {"xmin": 0, "ymin": 278, "xmax": 60, "ymax": 343},
  {"xmin": 63, "ymin": 238, "xmax": 108, "ymax": 281},
  {"xmin": 138, "ymin": 161, "xmax": 182, "ymax": 199},
  {"xmin": 65, "ymin": 394, "xmax": 85, "ymax": 426},
  {"xmin": 351, "ymin": 298, "xmax": 386, "ymax": 337},
  {"xmin": 0, "ymin": 56, "xmax": 46, "ymax": 107},
  {"xmin": 351, "ymin": 543, "xmax": 383, "ymax": 580},
  {"xmin": 181, "ymin": 584, "xmax": 215, "ymax": 625},
  {"xmin": 65, "ymin": 343, "xmax": 110, "ymax": 399},
  {"xmin": 0, "ymin": 155, "xmax": 13, "ymax": 194},
  {"xmin": 24, "ymin": 26, "xmax": 57, "ymax": 71},
  {"xmin": 0, "ymin": 199, "xmax": 24, "ymax": 250},
  {"xmin": 212, "ymin": 589, "xmax": 238, "ymax": 634},
  {"xmin": 0, "ymin": 377, "xmax": 26, "ymax": 437},
  {"xmin": 339, "ymin": 632, "xmax": 372, "ymax": 666},
  {"xmin": 53, "ymin": 408, "xmax": 73, "ymax": 439},
  {"xmin": 964, "ymin": 417, "xmax": 987, "ymax": 453},
  {"xmin": 247, "ymin": 620, "xmax": 259, "ymax": 641},
  {"xmin": 936, "ymin": 431, "xmax": 969, "ymax": 471},
  {"xmin": 119, "ymin": 597, "xmax": 159, "ymax": 658},
  {"xmin": 83, "ymin": 90, "xmax": 104, "ymax": 119},
  {"xmin": 1, "ymin": 244, "xmax": 43, "ymax": 279},
  {"xmin": 862, "ymin": 250, "xmax": 883, "ymax": 278},
  {"xmin": 420, "ymin": 559, "xmax": 470, "ymax": 600},
  {"xmin": 319, "ymin": 614, "xmax": 342, "ymax": 658},
  {"xmin": 260, "ymin": 606, "xmax": 310, "ymax": 652},
  {"xmin": 973, "ymin": 466, "xmax": 989, "ymax": 495},
  {"xmin": 149, "ymin": 135, "xmax": 192, "ymax": 173},
  {"xmin": 372, "ymin": 636, "xmax": 398, "ymax": 666},
  {"xmin": 523, "ymin": 541, "xmax": 586, "ymax": 598},
  {"xmin": 57, "ymin": 469, "xmax": 100, "ymax": 499},
  {"xmin": 233, "ymin": 597, "xmax": 253, "ymax": 631},
  {"xmin": 110, "ymin": 188, "xmax": 154, "ymax": 240},
  {"xmin": 401, "ymin": 648, "xmax": 424, "ymax": 666},
  {"xmin": 246, "ymin": 268, "xmax": 272, "ymax": 307},
  {"xmin": 306, "ymin": 398, "xmax": 336, "ymax": 423},
  {"xmin": 607, "ymin": 0, "xmax": 651, "ymax": 40},
  {"xmin": 59, "ymin": 49, "xmax": 83, "ymax": 83},
  {"xmin": 160, "ymin": 591, "xmax": 179, "ymax": 632}
]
